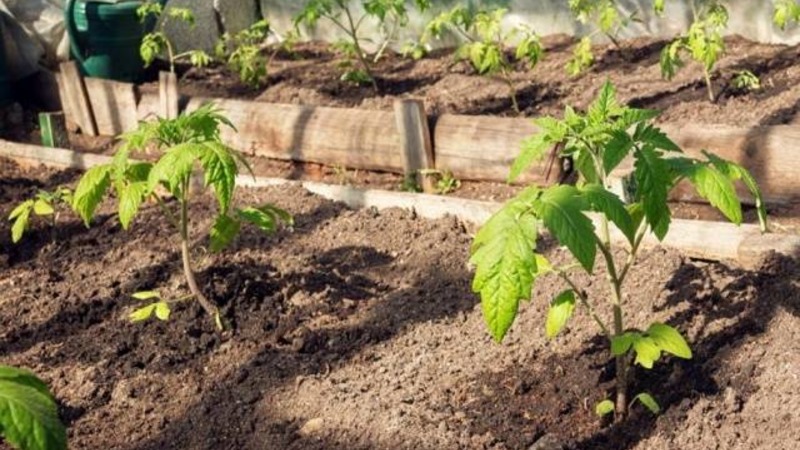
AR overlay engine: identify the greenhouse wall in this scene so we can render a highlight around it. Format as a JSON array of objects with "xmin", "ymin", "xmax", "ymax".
[{"xmin": 167, "ymin": 0, "xmax": 800, "ymax": 53}]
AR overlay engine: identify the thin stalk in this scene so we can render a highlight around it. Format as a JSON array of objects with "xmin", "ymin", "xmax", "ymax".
[
  {"xmin": 177, "ymin": 184, "xmax": 222, "ymax": 329},
  {"xmin": 342, "ymin": 7, "xmax": 380, "ymax": 93},
  {"xmin": 558, "ymin": 271, "xmax": 611, "ymax": 338},
  {"xmin": 500, "ymin": 66, "xmax": 521, "ymax": 114},
  {"xmin": 703, "ymin": 67, "xmax": 715, "ymax": 102}
]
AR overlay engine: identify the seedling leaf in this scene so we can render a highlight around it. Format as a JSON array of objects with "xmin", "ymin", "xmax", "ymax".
[
  {"xmin": 118, "ymin": 181, "xmax": 148, "ymax": 230},
  {"xmin": 634, "ymin": 146, "xmax": 671, "ymax": 240},
  {"xmin": 197, "ymin": 141, "xmax": 238, "ymax": 214},
  {"xmin": 73, "ymin": 164, "xmax": 112, "ymax": 226},
  {"xmin": 209, "ymin": 214, "xmax": 241, "ymax": 253},
  {"xmin": 154, "ymin": 302, "xmax": 171, "ymax": 321},
  {"xmin": 132, "ymin": 291, "xmax": 161, "ymax": 300},
  {"xmin": 580, "ymin": 184, "xmax": 636, "ymax": 243},
  {"xmin": 130, "ymin": 304, "xmax": 158, "ymax": 322},
  {"xmin": 646, "ymin": 323, "xmax": 692, "ymax": 359},
  {"xmin": 635, "ymin": 392, "xmax": 661, "ymax": 414},
  {"xmin": 0, "ymin": 366, "xmax": 67, "ymax": 450},
  {"xmin": 595, "ymin": 399, "xmax": 615, "ymax": 417},
  {"xmin": 632, "ymin": 335, "xmax": 661, "ymax": 369},
  {"xmin": 10, "ymin": 206, "xmax": 31, "ymax": 244},
  {"xmin": 545, "ymin": 290, "xmax": 576, "ymax": 339},
  {"xmin": 510, "ymin": 134, "xmax": 551, "ymax": 183},
  {"xmin": 611, "ymin": 332, "xmax": 637, "ymax": 356},
  {"xmin": 32, "ymin": 199, "xmax": 54, "ymax": 216},
  {"xmin": 533, "ymin": 185, "xmax": 596, "ymax": 272}
]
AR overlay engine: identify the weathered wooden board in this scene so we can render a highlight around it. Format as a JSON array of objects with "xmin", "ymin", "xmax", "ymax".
[
  {"xmin": 58, "ymin": 61, "xmax": 97, "ymax": 136},
  {"xmin": 84, "ymin": 77, "xmax": 139, "ymax": 135},
  {"xmin": 394, "ymin": 99, "xmax": 435, "ymax": 193},
  {"xmin": 184, "ymin": 97, "xmax": 405, "ymax": 172}
]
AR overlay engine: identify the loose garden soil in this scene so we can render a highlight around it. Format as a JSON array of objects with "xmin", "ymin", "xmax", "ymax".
[{"xmin": 1, "ymin": 157, "xmax": 799, "ymax": 449}]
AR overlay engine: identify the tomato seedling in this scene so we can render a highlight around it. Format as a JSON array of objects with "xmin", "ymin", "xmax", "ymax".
[
  {"xmin": 421, "ymin": 6, "xmax": 543, "ymax": 114},
  {"xmin": 774, "ymin": 0, "xmax": 800, "ymax": 29},
  {"xmin": 216, "ymin": 19, "xmax": 281, "ymax": 88},
  {"xmin": 660, "ymin": 1, "xmax": 728, "ymax": 102},
  {"xmin": 0, "ymin": 365, "xmax": 66, "ymax": 450},
  {"xmin": 71, "ymin": 104, "xmax": 292, "ymax": 330},
  {"xmin": 8, "ymin": 187, "xmax": 73, "ymax": 244},
  {"xmin": 137, "ymin": 1, "xmax": 213, "ymax": 73},
  {"xmin": 470, "ymin": 81, "xmax": 766, "ymax": 420},
  {"xmin": 295, "ymin": 0, "xmax": 431, "ymax": 92}
]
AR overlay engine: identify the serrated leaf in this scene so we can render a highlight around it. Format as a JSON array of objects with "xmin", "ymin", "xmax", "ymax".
[
  {"xmin": 580, "ymin": 184, "xmax": 636, "ymax": 243},
  {"xmin": 545, "ymin": 289, "xmax": 576, "ymax": 339},
  {"xmin": 154, "ymin": 302, "xmax": 171, "ymax": 321},
  {"xmin": 147, "ymin": 144, "xmax": 198, "ymax": 196},
  {"xmin": 237, "ymin": 205, "xmax": 292, "ymax": 233},
  {"xmin": 534, "ymin": 185, "xmax": 597, "ymax": 272},
  {"xmin": 0, "ymin": 366, "xmax": 66, "ymax": 450},
  {"xmin": 130, "ymin": 304, "xmax": 157, "ymax": 322},
  {"xmin": 603, "ymin": 130, "xmax": 634, "ymax": 174},
  {"xmin": 682, "ymin": 162, "xmax": 742, "ymax": 225},
  {"xmin": 588, "ymin": 80, "xmax": 621, "ymax": 124},
  {"xmin": 635, "ymin": 392, "xmax": 661, "ymax": 414},
  {"xmin": 11, "ymin": 207, "xmax": 31, "ymax": 244},
  {"xmin": 32, "ymin": 199, "xmax": 54, "ymax": 216},
  {"xmin": 471, "ymin": 188, "xmax": 542, "ymax": 342},
  {"xmin": 73, "ymin": 164, "xmax": 112, "ymax": 226},
  {"xmin": 611, "ymin": 332, "xmax": 637, "ymax": 356},
  {"xmin": 646, "ymin": 323, "xmax": 692, "ymax": 359},
  {"xmin": 209, "ymin": 214, "xmax": 241, "ymax": 253},
  {"xmin": 510, "ymin": 133, "xmax": 552, "ymax": 183},
  {"xmin": 118, "ymin": 181, "xmax": 148, "ymax": 230},
  {"xmin": 132, "ymin": 291, "xmax": 161, "ymax": 300},
  {"xmin": 632, "ymin": 335, "xmax": 661, "ymax": 369},
  {"xmin": 197, "ymin": 142, "xmax": 238, "ymax": 214},
  {"xmin": 634, "ymin": 146, "xmax": 671, "ymax": 240},
  {"xmin": 595, "ymin": 399, "xmax": 615, "ymax": 417},
  {"xmin": 702, "ymin": 151, "xmax": 767, "ymax": 231},
  {"xmin": 635, "ymin": 124, "xmax": 681, "ymax": 153}
]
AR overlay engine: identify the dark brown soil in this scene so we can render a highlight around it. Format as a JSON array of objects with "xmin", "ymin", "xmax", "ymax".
[
  {"xmin": 1, "ymin": 157, "xmax": 799, "ymax": 449},
  {"xmin": 176, "ymin": 35, "xmax": 800, "ymax": 126}
]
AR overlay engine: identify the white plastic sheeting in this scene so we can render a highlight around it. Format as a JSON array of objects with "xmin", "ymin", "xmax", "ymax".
[{"xmin": 0, "ymin": 0, "xmax": 67, "ymax": 80}]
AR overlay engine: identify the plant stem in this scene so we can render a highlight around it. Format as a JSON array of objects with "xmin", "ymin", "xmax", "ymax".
[
  {"xmin": 500, "ymin": 66, "xmax": 521, "ymax": 115},
  {"xmin": 178, "ymin": 193, "xmax": 222, "ymax": 330},
  {"xmin": 558, "ymin": 271, "xmax": 611, "ymax": 338},
  {"xmin": 704, "ymin": 67, "xmax": 715, "ymax": 102},
  {"xmin": 341, "ymin": 7, "xmax": 380, "ymax": 93}
]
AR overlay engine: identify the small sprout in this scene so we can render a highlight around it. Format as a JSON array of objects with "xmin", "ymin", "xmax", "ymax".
[
  {"xmin": 774, "ymin": 0, "xmax": 800, "ymax": 29},
  {"xmin": 137, "ymin": 1, "xmax": 213, "ymax": 73},
  {"xmin": 8, "ymin": 188, "xmax": 73, "ymax": 244},
  {"xmin": 216, "ymin": 19, "xmax": 274, "ymax": 87},
  {"xmin": 634, "ymin": 392, "xmax": 661, "ymax": 414},
  {"xmin": 595, "ymin": 399, "xmax": 615, "ymax": 417},
  {"xmin": 419, "ymin": 169, "xmax": 462, "ymax": 195},
  {"xmin": 732, "ymin": 70, "xmax": 761, "ymax": 92}
]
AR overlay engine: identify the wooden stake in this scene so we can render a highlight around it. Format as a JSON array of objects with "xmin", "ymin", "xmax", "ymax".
[
  {"xmin": 159, "ymin": 71, "xmax": 179, "ymax": 119},
  {"xmin": 84, "ymin": 78, "xmax": 139, "ymax": 135},
  {"xmin": 39, "ymin": 113, "xmax": 70, "ymax": 148},
  {"xmin": 394, "ymin": 99, "xmax": 435, "ymax": 193},
  {"xmin": 58, "ymin": 61, "xmax": 97, "ymax": 136}
]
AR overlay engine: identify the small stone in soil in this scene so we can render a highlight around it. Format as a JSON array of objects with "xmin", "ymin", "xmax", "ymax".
[{"xmin": 528, "ymin": 433, "xmax": 563, "ymax": 450}]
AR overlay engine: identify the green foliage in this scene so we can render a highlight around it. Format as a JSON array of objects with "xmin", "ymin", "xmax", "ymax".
[
  {"xmin": 72, "ymin": 104, "xmax": 291, "ymax": 328},
  {"xmin": 731, "ymin": 70, "xmax": 761, "ymax": 92},
  {"xmin": 774, "ymin": 0, "xmax": 800, "ymax": 29},
  {"xmin": 660, "ymin": 2, "xmax": 728, "ymax": 101},
  {"xmin": 129, "ymin": 291, "xmax": 172, "ymax": 322},
  {"xmin": 8, "ymin": 188, "xmax": 73, "ymax": 243},
  {"xmin": 470, "ymin": 81, "xmax": 766, "ymax": 419},
  {"xmin": 216, "ymin": 20, "xmax": 273, "ymax": 87},
  {"xmin": 295, "ymin": 0, "xmax": 431, "ymax": 91},
  {"xmin": 419, "ymin": 169, "xmax": 461, "ymax": 195},
  {"xmin": 137, "ymin": 1, "xmax": 212, "ymax": 73},
  {"xmin": 0, "ymin": 366, "xmax": 66, "ymax": 450},
  {"xmin": 421, "ymin": 6, "xmax": 542, "ymax": 113},
  {"xmin": 595, "ymin": 399, "xmax": 615, "ymax": 417},
  {"xmin": 634, "ymin": 392, "xmax": 661, "ymax": 414}
]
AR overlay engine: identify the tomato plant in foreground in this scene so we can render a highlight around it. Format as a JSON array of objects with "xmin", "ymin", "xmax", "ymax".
[
  {"xmin": 0, "ymin": 366, "xmax": 66, "ymax": 450},
  {"xmin": 470, "ymin": 81, "xmax": 766, "ymax": 420},
  {"xmin": 71, "ymin": 104, "xmax": 292, "ymax": 330}
]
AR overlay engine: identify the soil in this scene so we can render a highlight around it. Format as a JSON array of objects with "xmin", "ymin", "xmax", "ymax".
[{"xmin": 1, "ymin": 157, "xmax": 799, "ymax": 450}]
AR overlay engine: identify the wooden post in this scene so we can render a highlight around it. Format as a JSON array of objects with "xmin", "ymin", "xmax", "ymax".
[
  {"xmin": 58, "ymin": 61, "xmax": 97, "ymax": 136},
  {"xmin": 84, "ymin": 78, "xmax": 139, "ymax": 135},
  {"xmin": 394, "ymin": 99, "xmax": 435, "ymax": 193},
  {"xmin": 39, "ymin": 113, "xmax": 70, "ymax": 148},
  {"xmin": 159, "ymin": 71, "xmax": 179, "ymax": 119}
]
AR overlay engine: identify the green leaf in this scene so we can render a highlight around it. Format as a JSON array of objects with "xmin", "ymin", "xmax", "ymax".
[
  {"xmin": 130, "ymin": 304, "xmax": 157, "ymax": 322},
  {"xmin": 545, "ymin": 289, "xmax": 576, "ymax": 339},
  {"xmin": 510, "ymin": 133, "xmax": 552, "ymax": 183},
  {"xmin": 118, "ymin": 181, "xmax": 148, "ymax": 230},
  {"xmin": 611, "ymin": 332, "xmax": 637, "ymax": 356},
  {"xmin": 8, "ymin": 200, "xmax": 33, "ymax": 221},
  {"xmin": 682, "ymin": 162, "xmax": 742, "ymax": 225},
  {"xmin": 702, "ymin": 151, "xmax": 767, "ymax": 232},
  {"xmin": 0, "ymin": 366, "xmax": 67, "ymax": 450},
  {"xmin": 635, "ymin": 124, "xmax": 682, "ymax": 153},
  {"xmin": 237, "ymin": 205, "xmax": 292, "ymax": 233},
  {"xmin": 588, "ymin": 80, "xmax": 622, "ymax": 124},
  {"xmin": 646, "ymin": 323, "xmax": 692, "ymax": 359},
  {"xmin": 580, "ymin": 184, "xmax": 636, "ymax": 243},
  {"xmin": 471, "ymin": 188, "xmax": 542, "ymax": 342},
  {"xmin": 9, "ymin": 202, "xmax": 33, "ymax": 244},
  {"xmin": 595, "ymin": 399, "xmax": 615, "ymax": 417},
  {"xmin": 73, "ymin": 164, "xmax": 112, "ymax": 226},
  {"xmin": 634, "ymin": 392, "xmax": 661, "ymax": 414},
  {"xmin": 603, "ymin": 130, "xmax": 634, "ymax": 174},
  {"xmin": 32, "ymin": 200, "xmax": 54, "ymax": 216},
  {"xmin": 632, "ymin": 335, "xmax": 661, "ymax": 369},
  {"xmin": 534, "ymin": 185, "xmax": 597, "ymax": 272},
  {"xmin": 154, "ymin": 302, "xmax": 171, "ymax": 321},
  {"xmin": 197, "ymin": 142, "xmax": 238, "ymax": 214},
  {"xmin": 147, "ymin": 144, "xmax": 198, "ymax": 196},
  {"xmin": 132, "ymin": 291, "xmax": 161, "ymax": 300},
  {"xmin": 209, "ymin": 214, "xmax": 241, "ymax": 253},
  {"xmin": 634, "ymin": 146, "xmax": 671, "ymax": 240}
]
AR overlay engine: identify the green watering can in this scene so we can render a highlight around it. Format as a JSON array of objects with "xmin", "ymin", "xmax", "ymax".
[{"xmin": 64, "ymin": 0, "xmax": 165, "ymax": 81}]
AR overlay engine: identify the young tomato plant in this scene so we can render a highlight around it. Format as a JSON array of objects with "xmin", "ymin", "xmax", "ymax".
[
  {"xmin": 470, "ymin": 81, "xmax": 766, "ymax": 421},
  {"xmin": 215, "ymin": 19, "xmax": 274, "ymax": 88},
  {"xmin": 0, "ymin": 365, "xmax": 66, "ymax": 450},
  {"xmin": 660, "ymin": 1, "xmax": 728, "ymax": 102},
  {"xmin": 294, "ymin": 0, "xmax": 431, "ymax": 92},
  {"xmin": 774, "ymin": 0, "xmax": 800, "ymax": 29},
  {"xmin": 8, "ymin": 188, "xmax": 73, "ymax": 244},
  {"xmin": 421, "ymin": 6, "xmax": 543, "ymax": 114},
  {"xmin": 71, "ymin": 104, "xmax": 292, "ymax": 330},
  {"xmin": 137, "ymin": 1, "xmax": 213, "ymax": 73}
]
